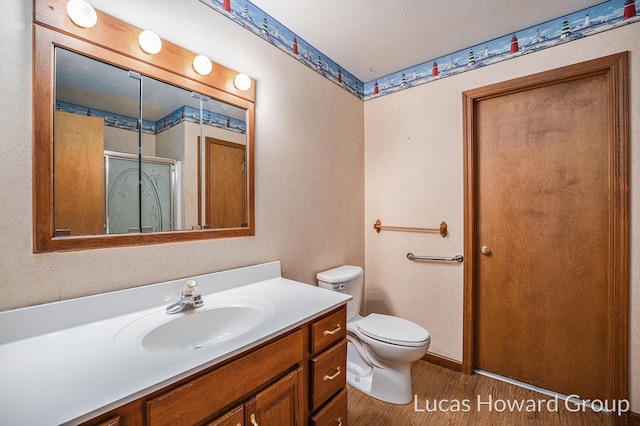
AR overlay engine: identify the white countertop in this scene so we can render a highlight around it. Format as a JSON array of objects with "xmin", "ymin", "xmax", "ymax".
[{"xmin": 0, "ymin": 261, "xmax": 350, "ymax": 425}]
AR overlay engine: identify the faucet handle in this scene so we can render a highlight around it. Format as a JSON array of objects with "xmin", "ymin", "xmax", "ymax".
[{"xmin": 182, "ymin": 279, "xmax": 198, "ymax": 295}]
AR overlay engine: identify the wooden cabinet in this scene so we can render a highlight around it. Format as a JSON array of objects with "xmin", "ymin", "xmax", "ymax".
[
  {"xmin": 81, "ymin": 306, "xmax": 347, "ymax": 426},
  {"xmin": 207, "ymin": 368, "xmax": 302, "ymax": 426},
  {"xmin": 245, "ymin": 368, "xmax": 303, "ymax": 425},
  {"xmin": 145, "ymin": 331, "xmax": 303, "ymax": 425},
  {"xmin": 307, "ymin": 308, "xmax": 348, "ymax": 425}
]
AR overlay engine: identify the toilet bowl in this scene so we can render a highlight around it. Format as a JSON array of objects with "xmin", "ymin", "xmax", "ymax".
[{"xmin": 317, "ymin": 265, "xmax": 430, "ymax": 404}]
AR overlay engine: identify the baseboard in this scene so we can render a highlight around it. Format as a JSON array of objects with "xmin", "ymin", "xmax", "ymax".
[
  {"xmin": 630, "ymin": 411, "xmax": 640, "ymax": 426},
  {"xmin": 422, "ymin": 352, "xmax": 463, "ymax": 372}
]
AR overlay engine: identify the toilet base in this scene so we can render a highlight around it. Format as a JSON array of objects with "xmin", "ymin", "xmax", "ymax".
[{"xmin": 346, "ymin": 341, "xmax": 414, "ymax": 404}]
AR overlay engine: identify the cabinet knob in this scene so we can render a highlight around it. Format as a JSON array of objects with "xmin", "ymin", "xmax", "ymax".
[
  {"xmin": 336, "ymin": 417, "xmax": 343, "ymax": 426},
  {"xmin": 250, "ymin": 414, "xmax": 258, "ymax": 426},
  {"xmin": 480, "ymin": 245, "xmax": 491, "ymax": 256}
]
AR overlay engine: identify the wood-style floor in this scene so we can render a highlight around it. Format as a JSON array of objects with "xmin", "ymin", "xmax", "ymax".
[{"xmin": 347, "ymin": 360, "xmax": 613, "ymax": 425}]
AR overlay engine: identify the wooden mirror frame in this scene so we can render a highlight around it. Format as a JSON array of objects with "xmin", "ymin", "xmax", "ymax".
[{"xmin": 32, "ymin": 0, "xmax": 255, "ymax": 253}]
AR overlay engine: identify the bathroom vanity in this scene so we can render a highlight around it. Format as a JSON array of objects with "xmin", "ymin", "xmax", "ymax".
[{"xmin": 0, "ymin": 262, "xmax": 350, "ymax": 425}]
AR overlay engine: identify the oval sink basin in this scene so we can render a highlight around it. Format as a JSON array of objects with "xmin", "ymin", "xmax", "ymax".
[{"xmin": 115, "ymin": 296, "xmax": 274, "ymax": 353}]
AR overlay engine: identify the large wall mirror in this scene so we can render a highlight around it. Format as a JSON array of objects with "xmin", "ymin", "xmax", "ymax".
[{"xmin": 33, "ymin": 0, "xmax": 255, "ymax": 252}]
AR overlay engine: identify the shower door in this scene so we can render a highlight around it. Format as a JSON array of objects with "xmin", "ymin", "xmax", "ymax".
[{"xmin": 105, "ymin": 152, "xmax": 176, "ymax": 234}]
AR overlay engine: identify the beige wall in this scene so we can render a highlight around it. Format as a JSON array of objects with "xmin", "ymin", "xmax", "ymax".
[
  {"xmin": 364, "ymin": 23, "xmax": 640, "ymax": 410},
  {"xmin": 0, "ymin": 0, "xmax": 363, "ymax": 308}
]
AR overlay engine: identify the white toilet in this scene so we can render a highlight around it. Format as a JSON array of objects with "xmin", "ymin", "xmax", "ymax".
[{"xmin": 317, "ymin": 265, "xmax": 430, "ymax": 404}]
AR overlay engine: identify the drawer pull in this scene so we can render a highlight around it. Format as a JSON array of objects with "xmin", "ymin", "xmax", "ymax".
[
  {"xmin": 250, "ymin": 414, "xmax": 258, "ymax": 425},
  {"xmin": 323, "ymin": 367, "xmax": 341, "ymax": 381},
  {"xmin": 336, "ymin": 417, "xmax": 343, "ymax": 426},
  {"xmin": 323, "ymin": 324, "xmax": 342, "ymax": 336}
]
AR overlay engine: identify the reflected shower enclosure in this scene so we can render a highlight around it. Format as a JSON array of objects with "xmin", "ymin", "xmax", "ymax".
[{"xmin": 105, "ymin": 152, "xmax": 177, "ymax": 234}]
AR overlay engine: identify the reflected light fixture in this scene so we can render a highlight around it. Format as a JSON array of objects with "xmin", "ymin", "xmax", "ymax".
[
  {"xmin": 193, "ymin": 55, "xmax": 213, "ymax": 75},
  {"xmin": 66, "ymin": 0, "xmax": 97, "ymax": 28},
  {"xmin": 233, "ymin": 73, "xmax": 252, "ymax": 91},
  {"xmin": 138, "ymin": 30, "xmax": 162, "ymax": 54}
]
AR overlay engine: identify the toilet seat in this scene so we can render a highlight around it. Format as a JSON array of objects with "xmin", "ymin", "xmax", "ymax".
[{"xmin": 357, "ymin": 313, "xmax": 430, "ymax": 347}]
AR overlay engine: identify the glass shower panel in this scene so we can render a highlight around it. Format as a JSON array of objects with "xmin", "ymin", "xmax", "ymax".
[
  {"xmin": 106, "ymin": 155, "xmax": 174, "ymax": 233},
  {"xmin": 141, "ymin": 75, "xmax": 202, "ymax": 230}
]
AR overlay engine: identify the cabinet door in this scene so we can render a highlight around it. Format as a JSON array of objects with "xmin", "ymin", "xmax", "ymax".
[
  {"xmin": 246, "ymin": 368, "xmax": 303, "ymax": 426},
  {"xmin": 206, "ymin": 405, "xmax": 244, "ymax": 426}
]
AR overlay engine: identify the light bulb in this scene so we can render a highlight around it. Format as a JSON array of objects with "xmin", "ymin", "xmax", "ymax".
[
  {"xmin": 193, "ymin": 55, "xmax": 213, "ymax": 75},
  {"xmin": 138, "ymin": 30, "xmax": 162, "ymax": 54},
  {"xmin": 233, "ymin": 73, "xmax": 252, "ymax": 91},
  {"xmin": 66, "ymin": 0, "xmax": 97, "ymax": 28}
]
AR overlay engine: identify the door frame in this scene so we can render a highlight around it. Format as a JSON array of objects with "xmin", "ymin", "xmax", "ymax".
[{"xmin": 462, "ymin": 53, "xmax": 629, "ymax": 405}]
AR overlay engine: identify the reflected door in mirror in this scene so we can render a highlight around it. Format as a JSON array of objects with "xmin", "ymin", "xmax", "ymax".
[
  {"xmin": 54, "ymin": 111, "xmax": 104, "ymax": 236},
  {"xmin": 205, "ymin": 138, "xmax": 247, "ymax": 228}
]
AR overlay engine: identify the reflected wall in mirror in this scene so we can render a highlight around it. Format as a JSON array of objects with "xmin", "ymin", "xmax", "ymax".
[{"xmin": 33, "ymin": 0, "xmax": 255, "ymax": 252}]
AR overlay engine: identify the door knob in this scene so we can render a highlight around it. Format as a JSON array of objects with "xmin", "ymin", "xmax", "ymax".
[{"xmin": 480, "ymin": 246, "xmax": 490, "ymax": 255}]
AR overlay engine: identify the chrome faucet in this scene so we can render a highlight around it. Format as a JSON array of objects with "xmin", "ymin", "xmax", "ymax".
[{"xmin": 166, "ymin": 279, "xmax": 204, "ymax": 314}]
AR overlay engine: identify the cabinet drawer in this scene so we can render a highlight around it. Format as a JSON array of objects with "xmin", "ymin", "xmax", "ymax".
[
  {"xmin": 91, "ymin": 417, "xmax": 120, "ymax": 426},
  {"xmin": 205, "ymin": 405, "xmax": 243, "ymax": 426},
  {"xmin": 310, "ymin": 307, "xmax": 346, "ymax": 354},
  {"xmin": 146, "ymin": 329, "xmax": 303, "ymax": 425},
  {"xmin": 310, "ymin": 340, "xmax": 347, "ymax": 411},
  {"xmin": 310, "ymin": 389, "xmax": 347, "ymax": 426}
]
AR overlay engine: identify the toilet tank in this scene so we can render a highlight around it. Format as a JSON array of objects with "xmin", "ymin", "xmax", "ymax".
[{"xmin": 317, "ymin": 265, "xmax": 363, "ymax": 321}]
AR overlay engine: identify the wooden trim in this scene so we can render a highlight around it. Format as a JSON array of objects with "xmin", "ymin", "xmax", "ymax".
[
  {"xmin": 461, "ymin": 82, "xmax": 476, "ymax": 376},
  {"xmin": 245, "ymin": 102, "xmax": 256, "ymax": 236},
  {"xmin": 462, "ymin": 53, "xmax": 629, "ymax": 405},
  {"xmin": 32, "ymin": 0, "xmax": 256, "ymax": 252},
  {"xmin": 422, "ymin": 352, "xmax": 463, "ymax": 372}
]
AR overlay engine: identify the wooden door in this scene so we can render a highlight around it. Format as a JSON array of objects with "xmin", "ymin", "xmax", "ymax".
[
  {"xmin": 54, "ymin": 111, "xmax": 105, "ymax": 235},
  {"xmin": 463, "ymin": 54, "xmax": 628, "ymax": 403},
  {"xmin": 245, "ymin": 368, "xmax": 303, "ymax": 426},
  {"xmin": 205, "ymin": 138, "xmax": 246, "ymax": 228}
]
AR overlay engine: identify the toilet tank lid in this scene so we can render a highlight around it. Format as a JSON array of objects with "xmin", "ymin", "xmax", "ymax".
[{"xmin": 317, "ymin": 265, "xmax": 363, "ymax": 283}]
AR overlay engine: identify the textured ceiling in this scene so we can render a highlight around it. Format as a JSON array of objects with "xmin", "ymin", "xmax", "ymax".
[{"xmin": 248, "ymin": 0, "xmax": 605, "ymax": 82}]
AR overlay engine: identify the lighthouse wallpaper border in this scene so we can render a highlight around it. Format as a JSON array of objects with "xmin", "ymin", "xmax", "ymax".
[
  {"xmin": 199, "ymin": 0, "xmax": 364, "ymax": 98},
  {"xmin": 199, "ymin": 0, "xmax": 640, "ymax": 101}
]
